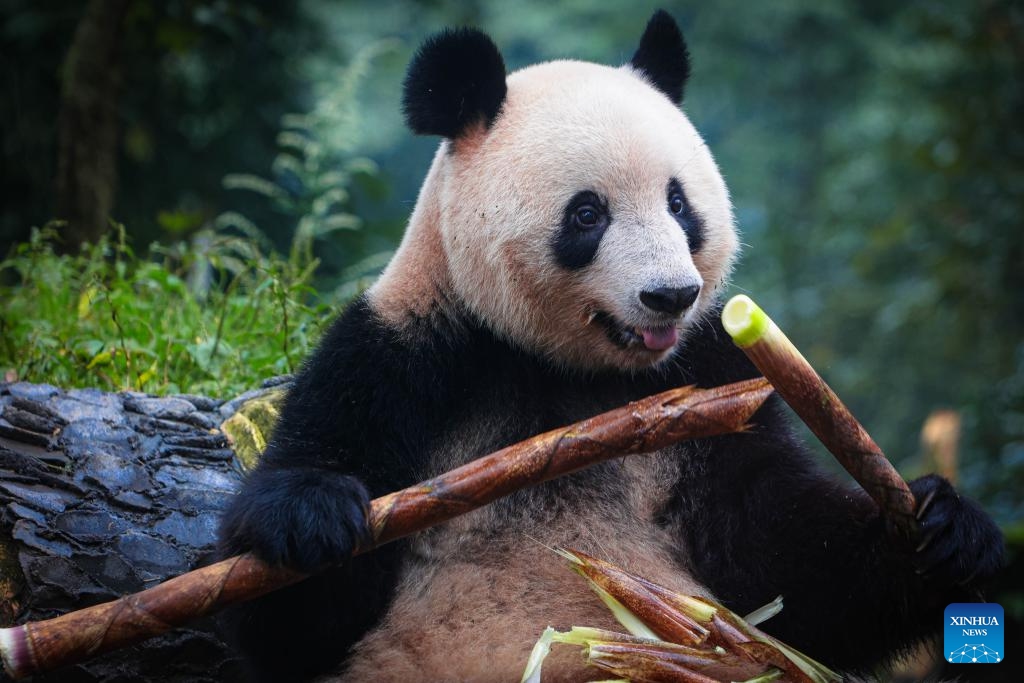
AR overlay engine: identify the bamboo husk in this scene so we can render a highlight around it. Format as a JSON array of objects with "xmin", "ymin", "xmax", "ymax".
[
  {"xmin": 0, "ymin": 377, "xmax": 773, "ymax": 679},
  {"xmin": 521, "ymin": 549, "xmax": 839, "ymax": 683},
  {"xmin": 564, "ymin": 549, "xmax": 836, "ymax": 683},
  {"xmin": 721, "ymin": 295, "xmax": 917, "ymax": 536}
]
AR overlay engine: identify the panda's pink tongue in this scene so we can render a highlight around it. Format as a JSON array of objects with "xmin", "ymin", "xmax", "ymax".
[{"xmin": 640, "ymin": 326, "xmax": 678, "ymax": 351}]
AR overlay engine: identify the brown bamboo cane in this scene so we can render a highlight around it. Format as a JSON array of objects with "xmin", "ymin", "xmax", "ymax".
[
  {"xmin": 721, "ymin": 295, "xmax": 917, "ymax": 536},
  {"xmin": 0, "ymin": 377, "xmax": 773, "ymax": 679}
]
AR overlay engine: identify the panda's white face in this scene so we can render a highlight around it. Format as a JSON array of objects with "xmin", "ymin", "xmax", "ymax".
[{"xmin": 435, "ymin": 61, "xmax": 737, "ymax": 370}]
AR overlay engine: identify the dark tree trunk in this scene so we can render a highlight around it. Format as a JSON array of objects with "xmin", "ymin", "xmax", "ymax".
[
  {"xmin": 0, "ymin": 380, "xmax": 286, "ymax": 681},
  {"xmin": 54, "ymin": 0, "xmax": 131, "ymax": 248}
]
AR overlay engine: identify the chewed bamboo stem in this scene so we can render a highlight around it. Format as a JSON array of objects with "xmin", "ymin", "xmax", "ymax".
[
  {"xmin": 366, "ymin": 377, "xmax": 771, "ymax": 547},
  {"xmin": 0, "ymin": 378, "xmax": 773, "ymax": 679},
  {"xmin": 721, "ymin": 295, "xmax": 917, "ymax": 535}
]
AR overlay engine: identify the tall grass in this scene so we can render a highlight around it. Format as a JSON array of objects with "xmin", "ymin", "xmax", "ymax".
[{"xmin": 0, "ymin": 223, "xmax": 335, "ymax": 397}]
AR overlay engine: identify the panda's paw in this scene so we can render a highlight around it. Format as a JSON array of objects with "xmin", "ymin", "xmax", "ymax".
[
  {"xmin": 219, "ymin": 466, "xmax": 371, "ymax": 573},
  {"xmin": 908, "ymin": 474, "xmax": 1004, "ymax": 591}
]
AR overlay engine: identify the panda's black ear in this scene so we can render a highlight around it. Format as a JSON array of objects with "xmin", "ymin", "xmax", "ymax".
[
  {"xmin": 402, "ymin": 28, "xmax": 508, "ymax": 138},
  {"xmin": 629, "ymin": 10, "xmax": 691, "ymax": 103}
]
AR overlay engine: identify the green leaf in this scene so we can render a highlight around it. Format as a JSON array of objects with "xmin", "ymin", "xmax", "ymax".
[{"xmin": 157, "ymin": 209, "xmax": 205, "ymax": 234}]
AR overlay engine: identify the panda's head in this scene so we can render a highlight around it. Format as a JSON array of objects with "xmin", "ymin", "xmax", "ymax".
[{"xmin": 391, "ymin": 11, "xmax": 737, "ymax": 371}]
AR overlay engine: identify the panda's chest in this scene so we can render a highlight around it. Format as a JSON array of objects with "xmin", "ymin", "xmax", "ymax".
[
  {"xmin": 418, "ymin": 351, "xmax": 690, "ymax": 526},
  {"xmin": 617, "ymin": 445, "xmax": 684, "ymax": 520},
  {"xmin": 424, "ymin": 404, "xmax": 685, "ymax": 528}
]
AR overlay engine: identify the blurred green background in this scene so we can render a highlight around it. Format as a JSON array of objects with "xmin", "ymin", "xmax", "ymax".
[{"xmin": 1, "ymin": 0, "xmax": 1021, "ymax": 608}]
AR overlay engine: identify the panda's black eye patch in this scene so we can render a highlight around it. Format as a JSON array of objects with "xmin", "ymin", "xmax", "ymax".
[
  {"xmin": 553, "ymin": 191, "xmax": 610, "ymax": 270},
  {"xmin": 667, "ymin": 178, "xmax": 705, "ymax": 253}
]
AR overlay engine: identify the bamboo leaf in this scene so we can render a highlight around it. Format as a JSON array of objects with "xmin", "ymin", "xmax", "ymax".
[{"xmin": 221, "ymin": 174, "xmax": 288, "ymax": 201}]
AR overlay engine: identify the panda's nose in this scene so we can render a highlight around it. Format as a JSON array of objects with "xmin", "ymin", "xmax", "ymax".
[{"xmin": 639, "ymin": 285, "xmax": 701, "ymax": 316}]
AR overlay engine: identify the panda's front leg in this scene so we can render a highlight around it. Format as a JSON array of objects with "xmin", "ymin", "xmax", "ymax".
[
  {"xmin": 215, "ymin": 298, "xmax": 434, "ymax": 681},
  {"xmin": 217, "ymin": 454, "xmax": 397, "ymax": 683},
  {"xmin": 681, "ymin": 402, "xmax": 1005, "ymax": 675}
]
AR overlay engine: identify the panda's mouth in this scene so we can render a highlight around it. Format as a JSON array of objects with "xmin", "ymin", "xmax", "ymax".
[{"xmin": 592, "ymin": 312, "xmax": 679, "ymax": 353}]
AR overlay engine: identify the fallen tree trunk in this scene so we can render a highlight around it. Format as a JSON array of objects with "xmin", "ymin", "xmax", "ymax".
[{"xmin": 0, "ymin": 379, "xmax": 287, "ymax": 682}]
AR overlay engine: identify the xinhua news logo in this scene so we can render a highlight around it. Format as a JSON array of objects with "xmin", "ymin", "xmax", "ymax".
[{"xmin": 944, "ymin": 603, "xmax": 1004, "ymax": 664}]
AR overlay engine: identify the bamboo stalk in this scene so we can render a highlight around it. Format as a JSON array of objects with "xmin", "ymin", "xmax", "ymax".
[
  {"xmin": 721, "ymin": 295, "xmax": 917, "ymax": 535},
  {"xmin": 0, "ymin": 377, "xmax": 773, "ymax": 679}
]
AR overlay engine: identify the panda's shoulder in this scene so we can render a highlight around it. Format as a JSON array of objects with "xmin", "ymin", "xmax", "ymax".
[
  {"xmin": 291, "ymin": 296, "xmax": 471, "ymax": 406},
  {"xmin": 294, "ymin": 297, "xmax": 407, "ymax": 391},
  {"xmin": 288, "ymin": 295, "xmax": 524, "ymax": 433}
]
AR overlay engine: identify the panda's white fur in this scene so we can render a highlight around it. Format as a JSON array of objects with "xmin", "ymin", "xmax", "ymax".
[
  {"xmin": 372, "ymin": 59, "xmax": 736, "ymax": 371},
  {"xmin": 218, "ymin": 12, "xmax": 1004, "ymax": 683}
]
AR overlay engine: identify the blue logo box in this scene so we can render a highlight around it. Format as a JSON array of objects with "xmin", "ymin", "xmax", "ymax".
[{"xmin": 944, "ymin": 603, "xmax": 1004, "ymax": 664}]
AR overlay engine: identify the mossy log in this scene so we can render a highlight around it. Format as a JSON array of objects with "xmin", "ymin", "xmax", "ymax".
[{"xmin": 0, "ymin": 379, "xmax": 286, "ymax": 682}]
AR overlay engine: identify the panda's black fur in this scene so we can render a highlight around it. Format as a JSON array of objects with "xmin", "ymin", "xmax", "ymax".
[
  {"xmin": 629, "ymin": 9, "xmax": 691, "ymax": 103},
  {"xmin": 402, "ymin": 28, "xmax": 508, "ymax": 138},
  {"xmin": 218, "ymin": 11, "xmax": 1004, "ymax": 682}
]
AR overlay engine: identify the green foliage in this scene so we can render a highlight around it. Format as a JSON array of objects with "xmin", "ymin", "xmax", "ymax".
[
  {"xmin": 0, "ymin": 33, "xmax": 391, "ymax": 397},
  {"xmin": 218, "ymin": 41, "xmax": 396, "ymax": 288},
  {"xmin": 0, "ymin": 224, "xmax": 332, "ymax": 396},
  {"xmin": 0, "ymin": 1, "xmax": 327, "ymax": 248}
]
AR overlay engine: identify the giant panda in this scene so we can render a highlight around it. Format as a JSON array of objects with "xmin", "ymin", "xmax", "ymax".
[{"xmin": 218, "ymin": 11, "xmax": 1004, "ymax": 682}]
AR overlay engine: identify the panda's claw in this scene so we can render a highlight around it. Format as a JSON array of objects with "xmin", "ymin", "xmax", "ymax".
[
  {"xmin": 913, "ymin": 525, "xmax": 940, "ymax": 553},
  {"xmin": 914, "ymin": 486, "xmax": 938, "ymax": 521}
]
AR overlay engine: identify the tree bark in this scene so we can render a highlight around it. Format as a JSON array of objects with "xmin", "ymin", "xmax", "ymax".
[
  {"xmin": 54, "ymin": 0, "xmax": 131, "ymax": 248},
  {"xmin": 0, "ymin": 379, "xmax": 289, "ymax": 681}
]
